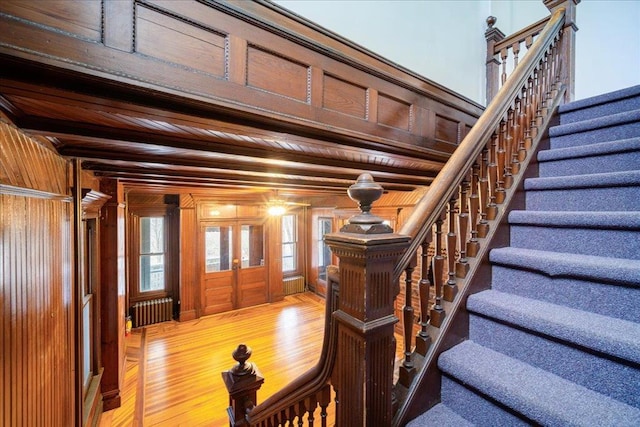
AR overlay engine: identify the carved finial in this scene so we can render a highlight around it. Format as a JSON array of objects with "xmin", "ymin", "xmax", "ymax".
[
  {"xmin": 341, "ymin": 173, "xmax": 392, "ymax": 234},
  {"xmin": 231, "ymin": 344, "xmax": 255, "ymax": 376},
  {"xmin": 486, "ymin": 16, "xmax": 497, "ymax": 28}
]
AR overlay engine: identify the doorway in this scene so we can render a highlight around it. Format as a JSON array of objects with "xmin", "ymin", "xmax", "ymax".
[{"xmin": 200, "ymin": 221, "xmax": 267, "ymax": 315}]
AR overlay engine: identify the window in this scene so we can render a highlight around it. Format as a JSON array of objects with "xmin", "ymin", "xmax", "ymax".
[
  {"xmin": 318, "ymin": 217, "xmax": 332, "ymax": 281},
  {"xmin": 282, "ymin": 214, "xmax": 297, "ymax": 272},
  {"xmin": 139, "ymin": 216, "xmax": 165, "ymax": 292}
]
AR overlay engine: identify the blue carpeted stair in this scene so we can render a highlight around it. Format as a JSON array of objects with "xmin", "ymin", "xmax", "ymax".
[{"xmin": 408, "ymin": 85, "xmax": 640, "ymax": 426}]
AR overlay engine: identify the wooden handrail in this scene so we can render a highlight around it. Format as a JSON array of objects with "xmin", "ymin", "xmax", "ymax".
[
  {"xmin": 493, "ymin": 15, "xmax": 550, "ymax": 53},
  {"xmin": 394, "ymin": 6, "xmax": 566, "ymax": 282}
]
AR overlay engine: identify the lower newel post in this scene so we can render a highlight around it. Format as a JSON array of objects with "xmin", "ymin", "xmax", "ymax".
[
  {"xmin": 325, "ymin": 173, "xmax": 410, "ymax": 426},
  {"xmin": 222, "ymin": 344, "xmax": 264, "ymax": 426}
]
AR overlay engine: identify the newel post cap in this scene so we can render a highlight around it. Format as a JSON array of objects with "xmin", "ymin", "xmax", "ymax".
[{"xmin": 342, "ymin": 173, "xmax": 393, "ymax": 234}]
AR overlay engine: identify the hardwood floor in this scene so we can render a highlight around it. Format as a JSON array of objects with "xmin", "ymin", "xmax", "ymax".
[{"xmin": 98, "ymin": 292, "xmax": 328, "ymax": 427}]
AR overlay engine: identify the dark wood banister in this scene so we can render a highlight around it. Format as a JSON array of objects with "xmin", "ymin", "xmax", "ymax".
[
  {"xmin": 240, "ymin": 266, "xmax": 340, "ymax": 425},
  {"xmin": 393, "ymin": 6, "xmax": 567, "ymax": 282}
]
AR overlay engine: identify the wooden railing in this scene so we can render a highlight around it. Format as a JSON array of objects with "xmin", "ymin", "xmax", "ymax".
[
  {"xmin": 224, "ymin": 266, "xmax": 340, "ymax": 426},
  {"xmin": 224, "ymin": 0, "xmax": 578, "ymax": 424}
]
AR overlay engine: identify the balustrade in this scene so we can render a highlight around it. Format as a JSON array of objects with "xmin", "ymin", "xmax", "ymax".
[{"xmin": 224, "ymin": 2, "xmax": 575, "ymax": 425}]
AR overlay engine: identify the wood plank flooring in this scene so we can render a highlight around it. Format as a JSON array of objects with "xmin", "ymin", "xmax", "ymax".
[{"xmin": 99, "ymin": 292, "xmax": 328, "ymax": 427}]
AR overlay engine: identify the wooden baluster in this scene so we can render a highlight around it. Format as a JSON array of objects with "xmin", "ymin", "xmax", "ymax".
[
  {"xmin": 478, "ymin": 145, "xmax": 490, "ymax": 237},
  {"xmin": 415, "ymin": 237, "xmax": 432, "ymax": 356},
  {"xmin": 399, "ymin": 254, "xmax": 417, "ymax": 387},
  {"xmin": 467, "ymin": 159, "xmax": 480, "ymax": 257},
  {"xmin": 523, "ymin": 81, "xmax": 533, "ymax": 151},
  {"xmin": 306, "ymin": 394, "xmax": 317, "ymax": 427},
  {"xmin": 511, "ymin": 99, "xmax": 522, "ymax": 175},
  {"xmin": 536, "ymin": 62, "xmax": 545, "ymax": 126},
  {"xmin": 517, "ymin": 87, "xmax": 528, "ymax": 162},
  {"xmin": 552, "ymin": 35, "xmax": 561, "ymax": 97},
  {"xmin": 319, "ymin": 385, "xmax": 330, "ymax": 427},
  {"xmin": 487, "ymin": 132, "xmax": 499, "ymax": 219},
  {"xmin": 456, "ymin": 177, "xmax": 470, "ymax": 278},
  {"xmin": 500, "ymin": 47, "xmax": 508, "ymax": 85},
  {"xmin": 540, "ymin": 52, "xmax": 550, "ymax": 118},
  {"xmin": 444, "ymin": 196, "xmax": 458, "ymax": 302},
  {"xmin": 430, "ymin": 214, "xmax": 446, "ymax": 328},
  {"xmin": 296, "ymin": 401, "xmax": 306, "ymax": 427},
  {"xmin": 528, "ymin": 72, "xmax": 538, "ymax": 139},
  {"xmin": 503, "ymin": 107, "xmax": 514, "ymax": 189},
  {"xmin": 495, "ymin": 119, "xmax": 507, "ymax": 204},
  {"xmin": 512, "ymin": 40, "xmax": 520, "ymax": 69}
]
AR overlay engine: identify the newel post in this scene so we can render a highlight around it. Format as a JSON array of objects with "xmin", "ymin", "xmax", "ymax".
[
  {"xmin": 222, "ymin": 344, "xmax": 264, "ymax": 426},
  {"xmin": 544, "ymin": 0, "xmax": 580, "ymax": 103},
  {"xmin": 485, "ymin": 15, "xmax": 505, "ymax": 104},
  {"xmin": 325, "ymin": 174, "xmax": 410, "ymax": 426}
]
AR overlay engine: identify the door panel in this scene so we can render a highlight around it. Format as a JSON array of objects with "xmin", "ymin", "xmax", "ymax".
[
  {"xmin": 202, "ymin": 224, "xmax": 234, "ymax": 315},
  {"xmin": 200, "ymin": 221, "xmax": 267, "ymax": 315}
]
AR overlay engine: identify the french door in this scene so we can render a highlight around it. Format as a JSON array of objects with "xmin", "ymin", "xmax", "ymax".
[{"xmin": 200, "ymin": 220, "xmax": 267, "ymax": 315}]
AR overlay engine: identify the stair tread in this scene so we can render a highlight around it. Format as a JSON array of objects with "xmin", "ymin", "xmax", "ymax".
[
  {"xmin": 559, "ymin": 84, "xmax": 640, "ymax": 114},
  {"xmin": 467, "ymin": 290, "xmax": 640, "ymax": 364},
  {"xmin": 508, "ymin": 210, "xmax": 640, "ymax": 229},
  {"xmin": 538, "ymin": 136, "xmax": 640, "ymax": 162},
  {"xmin": 439, "ymin": 341, "xmax": 640, "ymax": 427},
  {"xmin": 490, "ymin": 247, "xmax": 640, "ymax": 287},
  {"xmin": 549, "ymin": 108, "xmax": 640, "ymax": 138},
  {"xmin": 524, "ymin": 169, "xmax": 640, "ymax": 190},
  {"xmin": 406, "ymin": 403, "xmax": 475, "ymax": 427}
]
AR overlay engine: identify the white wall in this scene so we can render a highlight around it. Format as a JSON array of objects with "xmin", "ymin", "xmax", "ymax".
[{"xmin": 274, "ymin": 0, "xmax": 639, "ymax": 104}]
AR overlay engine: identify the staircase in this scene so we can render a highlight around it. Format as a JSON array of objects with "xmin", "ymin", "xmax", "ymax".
[{"xmin": 409, "ymin": 86, "xmax": 640, "ymax": 426}]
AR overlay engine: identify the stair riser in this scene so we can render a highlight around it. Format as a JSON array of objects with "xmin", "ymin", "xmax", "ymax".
[
  {"xmin": 550, "ymin": 122, "xmax": 640, "ymax": 149},
  {"xmin": 560, "ymin": 96, "xmax": 640, "ymax": 125},
  {"xmin": 509, "ymin": 225, "xmax": 640, "ymax": 260},
  {"xmin": 469, "ymin": 314, "xmax": 640, "ymax": 408},
  {"xmin": 539, "ymin": 150, "xmax": 640, "ymax": 177},
  {"xmin": 491, "ymin": 265, "xmax": 640, "ymax": 323},
  {"xmin": 525, "ymin": 186, "xmax": 640, "ymax": 211},
  {"xmin": 440, "ymin": 376, "xmax": 530, "ymax": 426}
]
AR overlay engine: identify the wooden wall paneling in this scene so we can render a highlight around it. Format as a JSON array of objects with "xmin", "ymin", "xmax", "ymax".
[
  {"xmin": 247, "ymin": 45, "xmax": 310, "ymax": 102},
  {"xmin": 228, "ymin": 34, "xmax": 248, "ymax": 85},
  {"xmin": 104, "ymin": 0, "xmax": 134, "ymax": 52},
  {"xmin": 135, "ymin": 3, "xmax": 227, "ymax": 78},
  {"xmin": 377, "ymin": 93, "xmax": 412, "ymax": 131},
  {"xmin": 0, "ymin": 0, "xmax": 102, "ymax": 42},
  {"xmin": 1, "ymin": 121, "xmax": 74, "ymax": 424},
  {"xmin": 322, "ymin": 73, "xmax": 367, "ymax": 119},
  {"xmin": 0, "ymin": 0, "xmax": 483, "ymax": 160},
  {"xmin": 179, "ymin": 194, "xmax": 198, "ymax": 321}
]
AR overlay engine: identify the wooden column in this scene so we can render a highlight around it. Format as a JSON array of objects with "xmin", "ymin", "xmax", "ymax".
[
  {"xmin": 544, "ymin": 0, "xmax": 580, "ymax": 103},
  {"xmin": 485, "ymin": 16, "xmax": 505, "ymax": 105},
  {"xmin": 99, "ymin": 178, "xmax": 126, "ymax": 411},
  {"xmin": 325, "ymin": 174, "xmax": 410, "ymax": 426}
]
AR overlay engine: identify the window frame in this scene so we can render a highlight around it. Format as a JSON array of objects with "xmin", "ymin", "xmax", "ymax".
[
  {"xmin": 281, "ymin": 213, "xmax": 298, "ymax": 275},
  {"xmin": 129, "ymin": 207, "xmax": 173, "ymax": 303}
]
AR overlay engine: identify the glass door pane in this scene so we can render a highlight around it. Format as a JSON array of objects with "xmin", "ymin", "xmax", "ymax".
[
  {"xmin": 240, "ymin": 224, "xmax": 264, "ymax": 268},
  {"xmin": 205, "ymin": 225, "xmax": 233, "ymax": 272}
]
